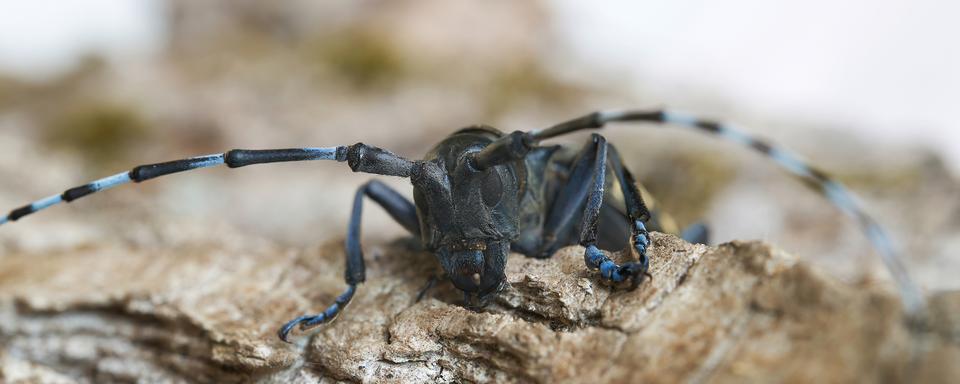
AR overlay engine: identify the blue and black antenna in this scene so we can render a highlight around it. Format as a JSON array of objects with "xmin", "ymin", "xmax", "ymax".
[
  {"xmin": 0, "ymin": 148, "xmax": 341, "ymax": 224},
  {"xmin": 532, "ymin": 109, "xmax": 926, "ymax": 319}
]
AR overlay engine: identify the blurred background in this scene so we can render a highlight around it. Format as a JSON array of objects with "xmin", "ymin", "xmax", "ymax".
[{"xmin": 0, "ymin": 0, "xmax": 956, "ymax": 293}]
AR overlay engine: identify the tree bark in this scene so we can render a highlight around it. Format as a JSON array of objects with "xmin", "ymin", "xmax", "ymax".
[{"xmin": 1, "ymin": 229, "xmax": 957, "ymax": 383}]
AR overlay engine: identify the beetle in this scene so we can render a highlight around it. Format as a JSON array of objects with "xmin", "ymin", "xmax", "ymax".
[{"xmin": 0, "ymin": 109, "xmax": 924, "ymax": 342}]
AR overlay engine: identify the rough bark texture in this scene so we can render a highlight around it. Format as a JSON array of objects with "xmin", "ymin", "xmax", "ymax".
[{"xmin": 0, "ymin": 230, "xmax": 957, "ymax": 383}]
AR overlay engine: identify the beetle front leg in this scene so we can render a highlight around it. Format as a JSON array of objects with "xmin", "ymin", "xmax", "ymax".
[
  {"xmin": 277, "ymin": 180, "xmax": 420, "ymax": 343},
  {"xmin": 576, "ymin": 135, "xmax": 650, "ymax": 288},
  {"xmin": 604, "ymin": 144, "xmax": 656, "ymax": 286}
]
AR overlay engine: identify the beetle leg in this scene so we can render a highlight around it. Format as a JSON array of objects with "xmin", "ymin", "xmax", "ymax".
[
  {"xmin": 536, "ymin": 134, "xmax": 649, "ymax": 287},
  {"xmin": 575, "ymin": 135, "xmax": 650, "ymax": 288},
  {"xmin": 604, "ymin": 144, "xmax": 653, "ymax": 253},
  {"xmin": 277, "ymin": 180, "xmax": 420, "ymax": 343},
  {"xmin": 537, "ymin": 135, "xmax": 605, "ymax": 258}
]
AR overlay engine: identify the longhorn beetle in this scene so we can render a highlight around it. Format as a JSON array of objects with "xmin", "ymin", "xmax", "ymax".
[{"xmin": 0, "ymin": 109, "xmax": 925, "ymax": 342}]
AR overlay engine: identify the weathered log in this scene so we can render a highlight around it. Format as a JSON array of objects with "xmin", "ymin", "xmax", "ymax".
[{"xmin": 0, "ymin": 230, "xmax": 956, "ymax": 383}]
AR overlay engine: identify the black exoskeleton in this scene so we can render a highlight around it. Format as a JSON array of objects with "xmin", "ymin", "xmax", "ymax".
[
  {"xmin": 0, "ymin": 109, "xmax": 924, "ymax": 343},
  {"xmin": 412, "ymin": 127, "xmax": 658, "ymax": 308}
]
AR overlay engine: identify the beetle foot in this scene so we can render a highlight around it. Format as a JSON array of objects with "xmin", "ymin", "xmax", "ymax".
[
  {"xmin": 583, "ymin": 244, "xmax": 650, "ymax": 289},
  {"xmin": 277, "ymin": 284, "xmax": 357, "ymax": 343}
]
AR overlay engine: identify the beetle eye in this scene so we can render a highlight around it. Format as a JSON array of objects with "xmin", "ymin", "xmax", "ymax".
[{"xmin": 480, "ymin": 169, "xmax": 503, "ymax": 207}]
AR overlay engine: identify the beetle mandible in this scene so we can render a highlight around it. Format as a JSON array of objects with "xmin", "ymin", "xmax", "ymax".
[{"xmin": 0, "ymin": 109, "xmax": 924, "ymax": 342}]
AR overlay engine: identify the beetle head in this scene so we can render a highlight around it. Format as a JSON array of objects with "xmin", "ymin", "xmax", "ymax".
[{"xmin": 411, "ymin": 127, "xmax": 522, "ymax": 306}]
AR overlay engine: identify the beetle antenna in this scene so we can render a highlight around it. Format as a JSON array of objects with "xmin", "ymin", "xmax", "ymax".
[{"xmin": 533, "ymin": 109, "xmax": 927, "ymax": 321}]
